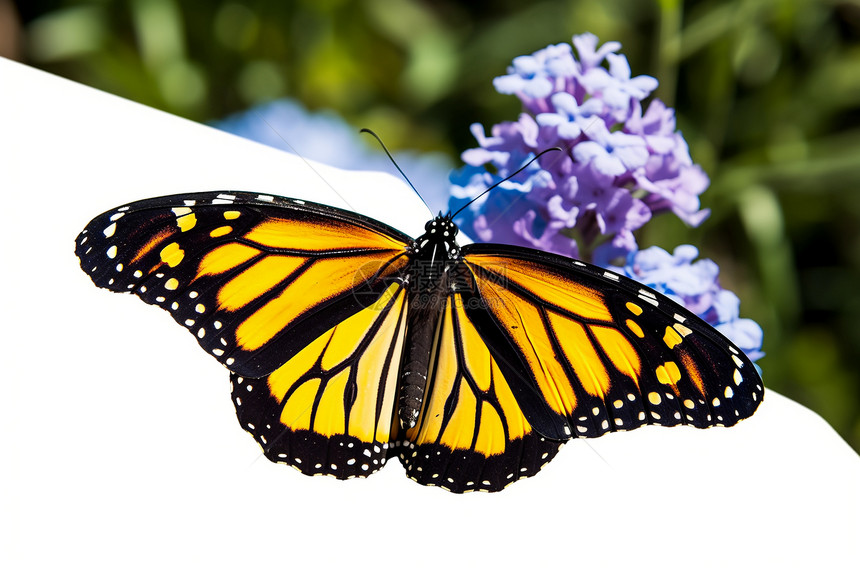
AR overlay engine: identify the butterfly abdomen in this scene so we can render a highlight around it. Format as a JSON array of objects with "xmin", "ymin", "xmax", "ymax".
[{"xmin": 398, "ymin": 286, "xmax": 446, "ymax": 429}]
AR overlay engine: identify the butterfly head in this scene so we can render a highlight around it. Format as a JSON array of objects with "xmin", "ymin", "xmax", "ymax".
[
  {"xmin": 413, "ymin": 214, "xmax": 460, "ymax": 261},
  {"xmin": 424, "ymin": 215, "xmax": 458, "ymax": 238}
]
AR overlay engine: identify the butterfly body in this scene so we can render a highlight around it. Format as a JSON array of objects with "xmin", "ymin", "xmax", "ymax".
[
  {"xmin": 399, "ymin": 216, "xmax": 461, "ymax": 429},
  {"xmin": 76, "ymin": 191, "xmax": 763, "ymax": 493}
]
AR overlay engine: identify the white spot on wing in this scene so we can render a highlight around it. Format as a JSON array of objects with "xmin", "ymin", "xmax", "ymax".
[
  {"xmin": 212, "ymin": 194, "xmax": 236, "ymax": 205},
  {"xmin": 638, "ymin": 294, "xmax": 658, "ymax": 306}
]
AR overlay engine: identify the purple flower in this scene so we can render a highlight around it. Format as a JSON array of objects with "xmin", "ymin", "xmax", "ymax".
[
  {"xmin": 572, "ymin": 33, "xmax": 621, "ymax": 70},
  {"xmin": 448, "ymin": 33, "xmax": 709, "ymax": 263},
  {"xmin": 493, "ymin": 43, "xmax": 578, "ymax": 113},
  {"xmin": 449, "ymin": 33, "xmax": 762, "ymax": 361},
  {"xmin": 626, "ymin": 100, "xmax": 710, "ymax": 225},
  {"xmin": 611, "ymin": 245, "xmax": 764, "ymax": 361},
  {"xmin": 537, "ymin": 92, "xmax": 603, "ymax": 139},
  {"xmin": 572, "ymin": 122, "xmax": 649, "ymax": 176},
  {"xmin": 579, "ymin": 53, "xmax": 658, "ymax": 122}
]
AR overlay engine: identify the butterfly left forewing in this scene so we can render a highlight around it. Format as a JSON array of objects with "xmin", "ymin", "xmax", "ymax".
[
  {"xmin": 76, "ymin": 192, "xmax": 411, "ymax": 378},
  {"xmin": 460, "ymin": 244, "xmax": 764, "ymax": 440}
]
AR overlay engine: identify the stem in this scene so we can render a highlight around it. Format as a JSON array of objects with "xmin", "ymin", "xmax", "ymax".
[{"xmin": 656, "ymin": 0, "xmax": 683, "ymax": 108}]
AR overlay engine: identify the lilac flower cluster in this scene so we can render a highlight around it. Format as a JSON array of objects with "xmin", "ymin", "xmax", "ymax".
[
  {"xmin": 449, "ymin": 34, "xmax": 762, "ymax": 360},
  {"xmin": 449, "ymin": 33, "xmax": 709, "ymax": 265},
  {"xmin": 610, "ymin": 245, "xmax": 764, "ymax": 361}
]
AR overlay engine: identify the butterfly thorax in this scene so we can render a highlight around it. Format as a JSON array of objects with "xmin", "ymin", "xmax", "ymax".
[{"xmin": 398, "ymin": 215, "xmax": 462, "ymax": 429}]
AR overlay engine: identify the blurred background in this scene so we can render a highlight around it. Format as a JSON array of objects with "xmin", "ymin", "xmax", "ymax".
[{"xmin": 4, "ymin": 0, "xmax": 859, "ymax": 452}]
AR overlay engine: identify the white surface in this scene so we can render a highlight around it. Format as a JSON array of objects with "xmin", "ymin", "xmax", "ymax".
[{"xmin": 2, "ymin": 57, "xmax": 859, "ymax": 572}]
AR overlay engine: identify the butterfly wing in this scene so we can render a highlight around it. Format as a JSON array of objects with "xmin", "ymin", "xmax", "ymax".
[
  {"xmin": 459, "ymin": 243, "xmax": 764, "ymax": 442},
  {"xmin": 75, "ymin": 191, "xmax": 412, "ymax": 379},
  {"xmin": 232, "ymin": 281, "xmax": 408, "ymax": 479},
  {"xmin": 396, "ymin": 291, "xmax": 563, "ymax": 493}
]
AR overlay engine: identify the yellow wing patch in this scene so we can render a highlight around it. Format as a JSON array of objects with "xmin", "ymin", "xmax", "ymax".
[
  {"xmin": 267, "ymin": 282, "xmax": 406, "ymax": 444},
  {"xmin": 398, "ymin": 293, "xmax": 561, "ymax": 493},
  {"xmin": 405, "ymin": 294, "xmax": 531, "ymax": 455},
  {"xmin": 233, "ymin": 254, "xmax": 407, "ymax": 352},
  {"xmin": 232, "ymin": 281, "xmax": 407, "ymax": 480}
]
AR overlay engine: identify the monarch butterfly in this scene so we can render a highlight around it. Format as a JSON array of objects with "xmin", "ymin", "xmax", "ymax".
[{"xmin": 76, "ymin": 189, "xmax": 763, "ymax": 493}]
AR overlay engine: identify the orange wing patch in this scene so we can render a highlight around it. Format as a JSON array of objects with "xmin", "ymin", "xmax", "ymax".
[
  {"xmin": 244, "ymin": 216, "xmax": 407, "ymax": 253},
  {"xmin": 465, "ymin": 254, "xmax": 612, "ymax": 321}
]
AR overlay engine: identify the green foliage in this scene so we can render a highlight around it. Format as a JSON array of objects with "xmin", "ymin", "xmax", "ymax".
[{"xmin": 11, "ymin": 0, "xmax": 860, "ymax": 451}]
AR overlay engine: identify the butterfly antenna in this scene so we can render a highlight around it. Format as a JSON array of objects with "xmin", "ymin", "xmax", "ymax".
[
  {"xmin": 251, "ymin": 109, "xmax": 357, "ymax": 211},
  {"xmin": 360, "ymin": 128, "xmax": 429, "ymax": 211},
  {"xmin": 450, "ymin": 147, "xmax": 562, "ymax": 219}
]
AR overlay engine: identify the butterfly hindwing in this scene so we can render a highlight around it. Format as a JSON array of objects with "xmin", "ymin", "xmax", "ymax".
[
  {"xmin": 76, "ymin": 192, "xmax": 411, "ymax": 379},
  {"xmin": 460, "ymin": 244, "xmax": 763, "ymax": 441},
  {"xmin": 397, "ymin": 292, "xmax": 563, "ymax": 493},
  {"xmin": 232, "ymin": 281, "xmax": 408, "ymax": 479}
]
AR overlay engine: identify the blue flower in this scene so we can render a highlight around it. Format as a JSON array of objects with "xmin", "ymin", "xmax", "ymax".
[
  {"xmin": 610, "ymin": 245, "xmax": 764, "ymax": 361},
  {"xmin": 213, "ymin": 99, "xmax": 454, "ymax": 214}
]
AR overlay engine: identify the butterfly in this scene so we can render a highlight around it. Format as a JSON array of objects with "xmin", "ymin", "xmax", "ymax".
[{"xmin": 76, "ymin": 190, "xmax": 763, "ymax": 493}]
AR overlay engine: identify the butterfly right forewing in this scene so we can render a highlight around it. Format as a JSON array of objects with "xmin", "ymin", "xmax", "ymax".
[{"xmin": 459, "ymin": 244, "xmax": 763, "ymax": 441}]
